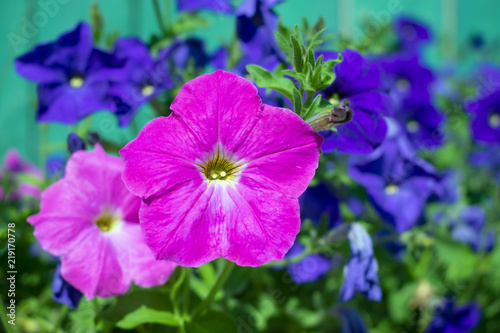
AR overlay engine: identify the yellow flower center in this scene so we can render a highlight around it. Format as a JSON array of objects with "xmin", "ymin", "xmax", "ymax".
[
  {"xmin": 69, "ymin": 76, "xmax": 84, "ymax": 88},
  {"xmin": 385, "ymin": 184, "xmax": 399, "ymax": 195},
  {"xmin": 489, "ymin": 113, "xmax": 500, "ymax": 128},
  {"xmin": 199, "ymin": 147, "xmax": 242, "ymax": 183},
  {"xmin": 141, "ymin": 85, "xmax": 155, "ymax": 97},
  {"xmin": 396, "ymin": 78, "xmax": 410, "ymax": 92},
  {"xmin": 406, "ymin": 120, "xmax": 420, "ymax": 133},
  {"xmin": 95, "ymin": 210, "xmax": 121, "ymax": 232}
]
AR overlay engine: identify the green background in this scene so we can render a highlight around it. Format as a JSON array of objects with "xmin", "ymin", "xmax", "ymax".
[{"xmin": 0, "ymin": 0, "xmax": 497, "ymax": 165}]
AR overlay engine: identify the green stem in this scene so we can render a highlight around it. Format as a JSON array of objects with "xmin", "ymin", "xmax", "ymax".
[
  {"xmin": 0, "ymin": 296, "xmax": 15, "ymax": 333},
  {"xmin": 152, "ymin": 0, "xmax": 167, "ymax": 36},
  {"xmin": 303, "ymin": 90, "xmax": 315, "ymax": 109},
  {"xmin": 51, "ymin": 305, "xmax": 68, "ymax": 333},
  {"xmin": 182, "ymin": 268, "xmax": 191, "ymax": 316},
  {"xmin": 189, "ymin": 261, "xmax": 235, "ymax": 320}
]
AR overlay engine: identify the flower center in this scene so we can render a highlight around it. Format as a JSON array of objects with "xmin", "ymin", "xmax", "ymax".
[
  {"xmin": 385, "ymin": 184, "xmax": 399, "ymax": 195},
  {"xmin": 406, "ymin": 120, "xmax": 420, "ymax": 133},
  {"xmin": 396, "ymin": 78, "xmax": 410, "ymax": 92},
  {"xmin": 69, "ymin": 76, "xmax": 84, "ymax": 88},
  {"xmin": 200, "ymin": 147, "xmax": 242, "ymax": 183},
  {"xmin": 95, "ymin": 210, "xmax": 121, "ymax": 232},
  {"xmin": 489, "ymin": 113, "xmax": 500, "ymax": 128},
  {"xmin": 141, "ymin": 84, "xmax": 155, "ymax": 97}
]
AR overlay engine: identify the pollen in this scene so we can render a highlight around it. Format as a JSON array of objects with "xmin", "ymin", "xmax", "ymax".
[
  {"xmin": 95, "ymin": 209, "xmax": 121, "ymax": 232},
  {"xmin": 141, "ymin": 84, "xmax": 155, "ymax": 97},
  {"xmin": 69, "ymin": 76, "xmax": 84, "ymax": 88},
  {"xmin": 396, "ymin": 78, "xmax": 410, "ymax": 92},
  {"xmin": 406, "ymin": 120, "xmax": 419, "ymax": 133},
  {"xmin": 489, "ymin": 113, "xmax": 500, "ymax": 128},
  {"xmin": 200, "ymin": 146, "xmax": 242, "ymax": 183},
  {"xmin": 385, "ymin": 184, "xmax": 399, "ymax": 195}
]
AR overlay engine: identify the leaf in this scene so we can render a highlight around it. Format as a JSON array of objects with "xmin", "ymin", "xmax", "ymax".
[
  {"xmin": 293, "ymin": 25, "xmax": 304, "ymax": 47},
  {"xmin": 388, "ymin": 282, "xmax": 417, "ymax": 323},
  {"xmin": 185, "ymin": 310, "xmax": 237, "ymax": 333},
  {"xmin": 274, "ymin": 30, "xmax": 291, "ymax": 56},
  {"xmin": 302, "ymin": 94, "xmax": 323, "ymax": 120},
  {"xmin": 116, "ymin": 306, "xmax": 179, "ymax": 329},
  {"xmin": 290, "ymin": 35, "xmax": 304, "ymax": 73},
  {"xmin": 197, "ymin": 262, "xmax": 216, "ymax": 285},
  {"xmin": 292, "ymin": 88, "xmax": 303, "ymax": 115},
  {"xmin": 310, "ymin": 27, "xmax": 326, "ymax": 47},
  {"xmin": 246, "ymin": 65, "xmax": 295, "ymax": 101}
]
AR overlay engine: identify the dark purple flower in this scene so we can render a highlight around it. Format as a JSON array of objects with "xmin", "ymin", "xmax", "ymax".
[
  {"xmin": 110, "ymin": 38, "xmax": 174, "ymax": 125},
  {"xmin": 349, "ymin": 124, "xmax": 449, "ymax": 232},
  {"xmin": 177, "ymin": 0, "xmax": 233, "ymax": 13},
  {"xmin": 236, "ymin": 0, "xmax": 285, "ymax": 64},
  {"xmin": 427, "ymin": 298, "xmax": 480, "ymax": 333},
  {"xmin": 67, "ymin": 133, "xmax": 86, "ymax": 154},
  {"xmin": 52, "ymin": 264, "xmax": 83, "ymax": 309},
  {"xmin": 299, "ymin": 182, "xmax": 341, "ymax": 228},
  {"xmin": 394, "ymin": 17, "xmax": 431, "ymax": 51},
  {"xmin": 469, "ymin": 144, "xmax": 500, "ymax": 181},
  {"xmin": 339, "ymin": 223, "xmax": 381, "ymax": 302},
  {"xmin": 285, "ymin": 243, "xmax": 332, "ymax": 284},
  {"xmin": 465, "ymin": 90, "xmax": 500, "ymax": 145},
  {"xmin": 446, "ymin": 206, "xmax": 496, "ymax": 253},
  {"xmin": 46, "ymin": 153, "xmax": 66, "ymax": 179},
  {"xmin": 319, "ymin": 49, "xmax": 392, "ymax": 155},
  {"xmin": 15, "ymin": 23, "xmax": 126, "ymax": 125}
]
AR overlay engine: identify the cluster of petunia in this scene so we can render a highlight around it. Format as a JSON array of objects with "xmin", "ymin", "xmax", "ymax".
[{"xmin": 6, "ymin": 0, "xmax": 499, "ymax": 332}]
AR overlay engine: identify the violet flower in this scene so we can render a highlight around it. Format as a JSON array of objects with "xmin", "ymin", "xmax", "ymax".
[
  {"xmin": 177, "ymin": 0, "xmax": 233, "ymax": 13},
  {"xmin": 319, "ymin": 49, "xmax": 392, "ymax": 155},
  {"xmin": 52, "ymin": 264, "xmax": 83, "ymax": 309},
  {"xmin": 14, "ymin": 22, "xmax": 126, "ymax": 125},
  {"xmin": 427, "ymin": 297, "xmax": 481, "ymax": 333}
]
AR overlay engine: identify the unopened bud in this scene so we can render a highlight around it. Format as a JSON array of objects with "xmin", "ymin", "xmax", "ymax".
[{"xmin": 307, "ymin": 100, "xmax": 353, "ymax": 132}]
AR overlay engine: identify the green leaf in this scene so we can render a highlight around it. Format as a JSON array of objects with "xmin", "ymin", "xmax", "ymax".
[
  {"xmin": 185, "ymin": 310, "xmax": 237, "ymax": 333},
  {"xmin": 293, "ymin": 25, "xmax": 304, "ymax": 46},
  {"xmin": 292, "ymin": 88, "xmax": 303, "ymax": 115},
  {"xmin": 302, "ymin": 94, "xmax": 323, "ymax": 120},
  {"xmin": 274, "ymin": 30, "xmax": 291, "ymax": 56},
  {"xmin": 116, "ymin": 306, "xmax": 179, "ymax": 329},
  {"xmin": 290, "ymin": 35, "xmax": 304, "ymax": 73},
  {"xmin": 309, "ymin": 27, "xmax": 326, "ymax": 47},
  {"xmin": 388, "ymin": 283, "xmax": 417, "ymax": 323},
  {"xmin": 197, "ymin": 262, "xmax": 216, "ymax": 285},
  {"xmin": 435, "ymin": 240, "xmax": 478, "ymax": 280},
  {"xmin": 246, "ymin": 65, "xmax": 295, "ymax": 101}
]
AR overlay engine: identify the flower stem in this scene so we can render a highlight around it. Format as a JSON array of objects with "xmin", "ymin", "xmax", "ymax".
[
  {"xmin": 182, "ymin": 267, "xmax": 191, "ymax": 316},
  {"xmin": 189, "ymin": 260, "xmax": 235, "ymax": 320},
  {"xmin": 152, "ymin": 0, "xmax": 167, "ymax": 36}
]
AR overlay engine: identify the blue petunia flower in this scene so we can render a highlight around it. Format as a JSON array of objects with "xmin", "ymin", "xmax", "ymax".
[
  {"xmin": 285, "ymin": 243, "xmax": 333, "ymax": 284},
  {"xmin": 339, "ymin": 223, "xmax": 382, "ymax": 302},
  {"xmin": 319, "ymin": 49, "xmax": 392, "ymax": 155},
  {"xmin": 236, "ymin": 0, "xmax": 285, "ymax": 65},
  {"xmin": 177, "ymin": 0, "xmax": 233, "ymax": 13},
  {"xmin": 52, "ymin": 264, "xmax": 83, "ymax": 309},
  {"xmin": 110, "ymin": 38, "xmax": 175, "ymax": 125},
  {"xmin": 427, "ymin": 297, "xmax": 481, "ymax": 333},
  {"xmin": 14, "ymin": 22, "xmax": 126, "ymax": 125},
  {"xmin": 465, "ymin": 90, "xmax": 500, "ymax": 145},
  {"xmin": 394, "ymin": 17, "xmax": 432, "ymax": 52},
  {"xmin": 349, "ymin": 122, "xmax": 452, "ymax": 232},
  {"xmin": 376, "ymin": 53, "xmax": 444, "ymax": 149}
]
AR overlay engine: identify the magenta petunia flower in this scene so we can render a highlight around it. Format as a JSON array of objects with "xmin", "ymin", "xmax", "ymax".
[
  {"xmin": 27, "ymin": 145, "xmax": 176, "ymax": 299},
  {"xmin": 120, "ymin": 70, "xmax": 323, "ymax": 267}
]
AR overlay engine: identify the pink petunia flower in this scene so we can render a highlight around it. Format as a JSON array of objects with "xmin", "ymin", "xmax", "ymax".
[
  {"xmin": 120, "ymin": 70, "xmax": 323, "ymax": 267},
  {"xmin": 27, "ymin": 145, "xmax": 176, "ymax": 299}
]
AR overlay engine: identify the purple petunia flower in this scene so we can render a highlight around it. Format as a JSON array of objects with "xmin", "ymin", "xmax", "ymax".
[
  {"xmin": 177, "ymin": 0, "xmax": 233, "ymax": 13},
  {"xmin": 15, "ymin": 23, "xmax": 126, "ymax": 125},
  {"xmin": 349, "ymin": 123, "xmax": 451, "ymax": 232},
  {"xmin": 339, "ymin": 223, "xmax": 382, "ymax": 302},
  {"xmin": 236, "ymin": 0, "xmax": 285, "ymax": 64},
  {"xmin": 120, "ymin": 70, "xmax": 322, "ymax": 267},
  {"xmin": 427, "ymin": 297, "xmax": 481, "ymax": 333},
  {"xmin": 52, "ymin": 264, "xmax": 83, "ymax": 309},
  {"xmin": 299, "ymin": 182, "xmax": 341, "ymax": 228},
  {"xmin": 285, "ymin": 243, "xmax": 332, "ymax": 284},
  {"xmin": 444, "ymin": 206, "xmax": 496, "ymax": 253},
  {"xmin": 394, "ymin": 17, "xmax": 431, "ymax": 52},
  {"xmin": 319, "ymin": 49, "xmax": 392, "ymax": 155},
  {"xmin": 171, "ymin": 38, "xmax": 210, "ymax": 70},
  {"xmin": 110, "ymin": 38, "xmax": 175, "ymax": 125},
  {"xmin": 28, "ymin": 145, "xmax": 177, "ymax": 299},
  {"xmin": 465, "ymin": 90, "xmax": 500, "ymax": 145}
]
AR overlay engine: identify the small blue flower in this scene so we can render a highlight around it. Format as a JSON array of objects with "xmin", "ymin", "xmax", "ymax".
[
  {"xmin": 339, "ymin": 223, "xmax": 382, "ymax": 302},
  {"xmin": 427, "ymin": 297, "xmax": 481, "ymax": 333},
  {"xmin": 285, "ymin": 243, "xmax": 333, "ymax": 284},
  {"xmin": 52, "ymin": 264, "xmax": 83, "ymax": 309}
]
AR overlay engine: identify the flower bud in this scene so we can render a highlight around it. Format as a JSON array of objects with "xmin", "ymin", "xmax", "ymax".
[{"xmin": 307, "ymin": 100, "xmax": 353, "ymax": 132}]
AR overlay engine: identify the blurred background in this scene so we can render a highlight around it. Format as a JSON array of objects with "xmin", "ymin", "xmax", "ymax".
[{"xmin": 1, "ymin": 0, "xmax": 499, "ymax": 165}]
